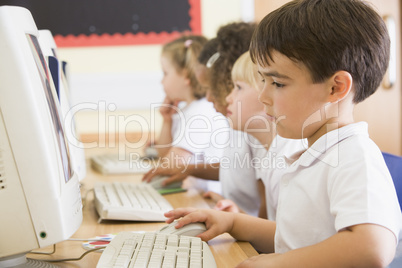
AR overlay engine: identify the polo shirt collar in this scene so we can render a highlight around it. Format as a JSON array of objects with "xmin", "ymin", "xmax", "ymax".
[{"xmin": 285, "ymin": 122, "xmax": 369, "ymax": 168}]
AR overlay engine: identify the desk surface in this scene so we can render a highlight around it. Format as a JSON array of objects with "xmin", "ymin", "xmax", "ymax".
[{"xmin": 28, "ymin": 147, "xmax": 258, "ymax": 267}]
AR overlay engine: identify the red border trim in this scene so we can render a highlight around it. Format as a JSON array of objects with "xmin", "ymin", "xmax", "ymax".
[{"xmin": 54, "ymin": 0, "xmax": 201, "ymax": 47}]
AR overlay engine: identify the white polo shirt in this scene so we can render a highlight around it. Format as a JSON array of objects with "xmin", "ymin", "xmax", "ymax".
[
  {"xmin": 171, "ymin": 98, "xmax": 230, "ymax": 193},
  {"xmin": 274, "ymin": 122, "xmax": 402, "ymax": 260},
  {"xmin": 220, "ymin": 130, "xmax": 262, "ymax": 216},
  {"xmin": 171, "ymin": 98, "xmax": 229, "ymax": 161},
  {"xmin": 262, "ymin": 135, "xmax": 307, "ymax": 220}
]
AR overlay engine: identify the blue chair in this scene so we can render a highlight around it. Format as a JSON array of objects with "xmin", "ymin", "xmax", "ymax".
[
  {"xmin": 382, "ymin": 152, "xmax": 402, "ymax": 210},
  {"xmin": 382, "ymin": 152, "xmax": 402, "ymax": 268}
]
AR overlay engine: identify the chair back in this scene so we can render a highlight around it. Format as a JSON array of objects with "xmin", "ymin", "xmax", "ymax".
[{"xmin": 382, "ymin": 152, "xmax": 402, "ymax": 210}]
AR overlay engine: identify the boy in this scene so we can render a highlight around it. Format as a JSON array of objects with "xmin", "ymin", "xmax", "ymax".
[{"xmin": 164, "ymin": 0, "xmax": 402, "ymax": 266}]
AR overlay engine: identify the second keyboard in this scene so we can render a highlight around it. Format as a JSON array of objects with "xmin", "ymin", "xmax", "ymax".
[{"xmin": 94, "ymin": 182, "xmax": 173, "ymax": 222}]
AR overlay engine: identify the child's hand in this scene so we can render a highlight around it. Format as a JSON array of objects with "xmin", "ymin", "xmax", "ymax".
[
  {"xmin": 214, "ymin": 199, "xmax": 241, "ymax": 213},
  {"xmin": 164, "ymin": 208, "xmax": 235, "ymax": 242},
  {"xmin": 159, "ymin": 97, "xmax": 179, "ymax": 121},
  {"xmin": 144, "ymin": 140, "xmax": 155, "ymax": 150},
  {"xmin": 235, "ymin": 253, "xmax": 282, "ymax": 268},
  {"xmin": 141, "ymin": 164, "xmax": 194, "ymax": 185},
  {"xmin": 203, "ymin": 193, "xmax": 241, "ymax": 213},
  {"xmin": 203, "ymin": 191, "xmax": 224, "ymax": 202}
]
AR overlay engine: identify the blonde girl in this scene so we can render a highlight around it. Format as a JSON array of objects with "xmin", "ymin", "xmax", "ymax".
[
  {"xmin": 148, "ymin": 35, "xmax": 228, "ymax": 193},
  {"xmin": 208, "ymin": 51, "xmax": 275, "ymax": 218}
]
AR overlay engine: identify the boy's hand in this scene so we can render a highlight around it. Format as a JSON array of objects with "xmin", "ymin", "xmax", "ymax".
[
  {"xmin": 164, "ymin": 208, "xmax": 235, "ymax": 242},
  {"xmin": 236, "ymin": 253, "xmax": 282, "ymax": 268}
]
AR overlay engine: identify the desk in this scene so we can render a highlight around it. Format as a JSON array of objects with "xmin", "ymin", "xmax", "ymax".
[{"xmin": 28, "ymin": 147, "xmax": 258, "ymax": 267}]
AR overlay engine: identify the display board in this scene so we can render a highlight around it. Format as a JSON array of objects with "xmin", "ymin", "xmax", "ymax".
[{"xmin": 0, "ymin": 0, "xmax": 201, "ymax": 47}]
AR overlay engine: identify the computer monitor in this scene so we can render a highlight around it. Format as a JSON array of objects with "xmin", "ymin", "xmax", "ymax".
[
  {"xmin": 0, "ymin": 6, "xmax": 82, "ymax": 267},
  {"xmin": 38, "ymin": 29, "xmax": 87, "ymax": 181}
]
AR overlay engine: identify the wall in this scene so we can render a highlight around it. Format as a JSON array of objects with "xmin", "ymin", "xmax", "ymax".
[
  {"xmin": 254, "ymin": 0, "xmax": 291, "ymax": 21},
  {"xmin": 353, "ymin": 0, "xmax": 402, "ymax": 154},
  {"xmin": 58, "ymin": 0, "xmax": 252, "ymax": 136}
]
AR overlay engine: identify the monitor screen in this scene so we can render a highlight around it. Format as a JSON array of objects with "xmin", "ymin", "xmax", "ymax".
[
  {"xmin": 0, "ymin": 6, "xmax": 82, "ymax": 265},
  {"xmin": 37, "ymin": 29, "xmax": 87, "ymax": 182},
  {"xmin": 26, "ymin": 33, "xmax": 73, "ymax": 182}
]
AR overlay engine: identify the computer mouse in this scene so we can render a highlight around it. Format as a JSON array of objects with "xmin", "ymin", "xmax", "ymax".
[
  {"xmin": 142, "ymin": 146, "xmax": 159, "ymax": 160},
  {"xmin": 158, "ymin": 221, "xmax": 207, "ymax": 237},
  {"xmin": 149, "ymin": 175, "xmax": 182, "ymax": 190}
]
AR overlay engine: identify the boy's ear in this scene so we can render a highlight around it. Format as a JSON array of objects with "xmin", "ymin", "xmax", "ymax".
[{"xmin": 328, "ymin": 71, "xmax": 353, "ymax": 103}]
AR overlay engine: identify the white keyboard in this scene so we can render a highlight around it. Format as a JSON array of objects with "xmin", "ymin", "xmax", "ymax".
[
  {"xmin": 97, "ymin": 231, "xmax": 217, "ymax": 268},
  {"xmin": 94, "ymin": 182, "xmax": 173, "ymax": 222},
  {"xmin": 91, "ymin": 154, "xmax": 153, "ymax": 175}
]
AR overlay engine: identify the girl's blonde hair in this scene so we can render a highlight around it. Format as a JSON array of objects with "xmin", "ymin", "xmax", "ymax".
[
  {"xmin": 231, "ymin": 51, "xmax": 259, "ymax": 90},
  {"xmin": 162, "ymin": 35, "xmax": 207, "ymax": 99}
]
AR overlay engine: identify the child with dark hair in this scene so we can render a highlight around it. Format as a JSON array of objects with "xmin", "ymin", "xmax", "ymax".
[
  {"xmin": 209, "ymin": 22, "xmax": 257, "ymax": 114},
  {"xmin": 165, "ymin": 0, "xmax": 402, "ymax": 266},
  {"xmin": 195, "ymin": 37, "xmax": 219, "ymax": 106}
]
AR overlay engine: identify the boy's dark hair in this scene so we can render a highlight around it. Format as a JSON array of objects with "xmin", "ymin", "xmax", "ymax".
[
  {"xmin": 250, "ymin": 0, "xmax": 390, "ymax": 103},
  {"xmin": 210, "ymin": 22, "xmax": 257, "ymax": 107}
]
